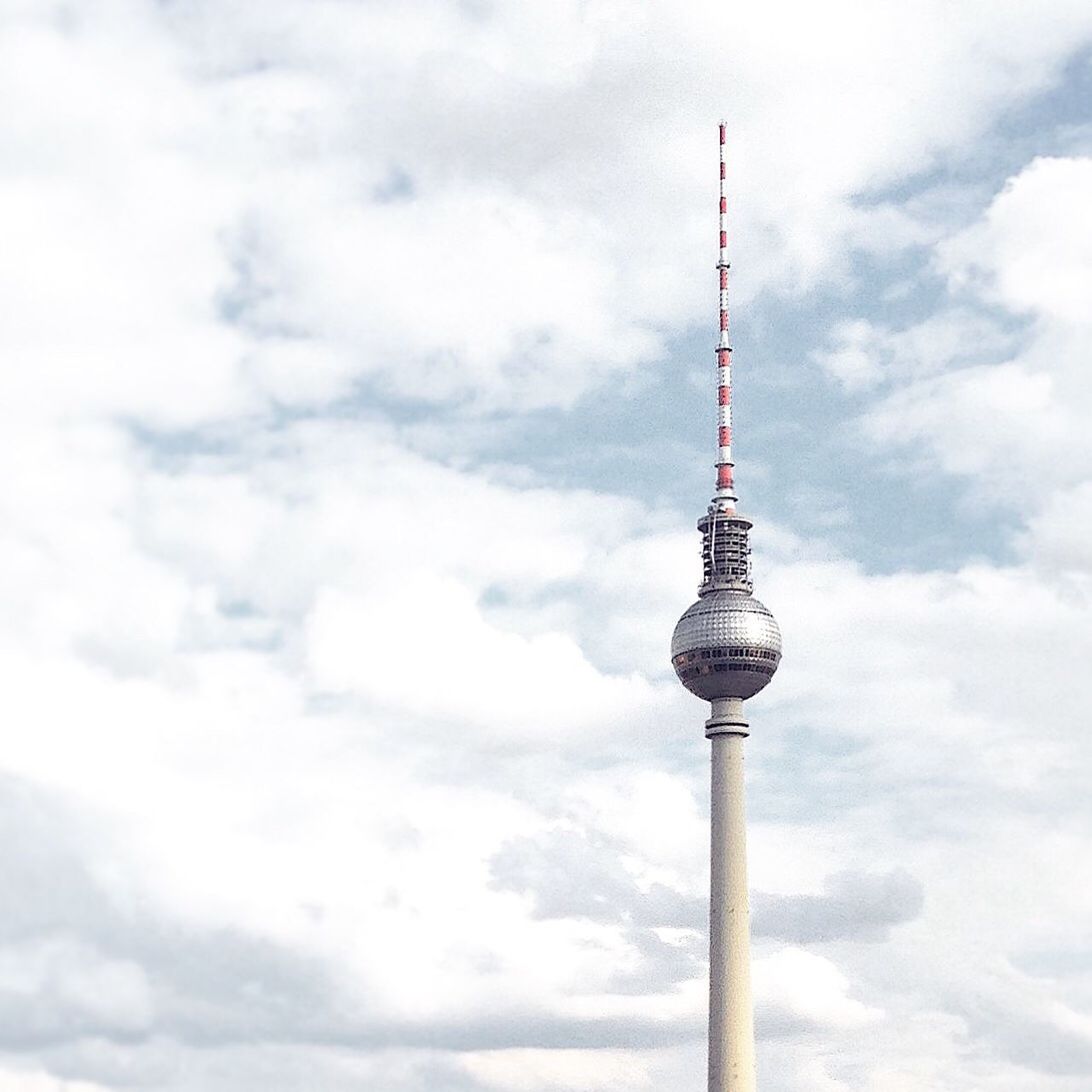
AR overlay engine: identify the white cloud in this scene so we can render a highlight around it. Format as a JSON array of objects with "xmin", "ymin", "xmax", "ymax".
[
  {"xmin": 756, "ymin": 947, "xmax": 883, "ymax": 1031},
  {"xmin": 852, "ymin": 156, "xmax": 1092, "ymax": 508},
  {"xmin": 5, "ymin": 0, "xmax": 1091, "ymax": 425},
  {"xmin": 941, "ymin": 156, "xmax": 1092, "ymax": 324},
  {"xmin": 305, "ymin": 572, "xmax": 662, "ymax": 737},
  {"xmin": 0, "ymin": 1071, "xmax": 109, "ymax": 1092},
  {"xmin": 818, "ymin": 310, "xmax": 1018, "ymax": 392},
  {"xmin": 461, "ymin": 1048, "xmax": 653, "ymax": 1092}
]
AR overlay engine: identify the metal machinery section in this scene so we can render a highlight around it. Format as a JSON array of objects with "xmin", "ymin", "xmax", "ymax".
[{"xmin": 698, "ymin": 509, "xmax": 753, "ymax": 595}]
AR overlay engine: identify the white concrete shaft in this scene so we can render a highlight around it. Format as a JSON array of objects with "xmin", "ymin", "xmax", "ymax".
[{"xmin": 708, "ymin": 727, "xmax": 755, "ymax": 1092}]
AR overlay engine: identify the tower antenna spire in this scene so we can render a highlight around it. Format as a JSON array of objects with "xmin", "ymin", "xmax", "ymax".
[{"xmin": 715, "ymin": 121, "xmax": 737, "ymax": 510}]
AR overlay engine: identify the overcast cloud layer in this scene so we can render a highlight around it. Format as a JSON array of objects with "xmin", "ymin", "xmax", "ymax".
[{"xmin": 2, "ymin": 2, "xmax": 1091, "ymax": 1090}]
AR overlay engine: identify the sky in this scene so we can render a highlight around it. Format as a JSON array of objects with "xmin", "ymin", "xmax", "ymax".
[{"xmin": 1, "ymin": 1, "xmax": 1091, "ymax": 1089}]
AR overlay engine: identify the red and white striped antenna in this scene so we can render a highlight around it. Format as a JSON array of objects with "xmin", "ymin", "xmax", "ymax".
[{"xmin": 714, "ymin": 121, "xmax": 737, "ymax": 512}]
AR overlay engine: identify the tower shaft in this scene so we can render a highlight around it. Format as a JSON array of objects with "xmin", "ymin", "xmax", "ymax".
[{"xmin": 707, "ymin": 700, "xmax": 755, "ymax": 1092}]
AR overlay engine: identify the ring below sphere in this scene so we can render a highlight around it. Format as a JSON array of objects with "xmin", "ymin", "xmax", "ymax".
[{"xmin": 671, "ymin": 591, "xmax": 782, "ymax": 701}]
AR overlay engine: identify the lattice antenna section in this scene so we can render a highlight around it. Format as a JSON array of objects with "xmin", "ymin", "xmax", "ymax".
[{"xmin": 714, "ymin": 121, "xmax": 737, "ymax": 510}]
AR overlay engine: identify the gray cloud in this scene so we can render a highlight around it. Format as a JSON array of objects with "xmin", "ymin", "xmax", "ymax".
[
  {"xmin": 492, "ymin": 833, "xmax": 924, "ymax": 945},
  {"xmin": 0, "ymin": 775, "xmax": 337, "ymax": 1051},
  {"xmin": 0, "ymin": 775, "xmax": 704, "ymax": 1087},
  {"xmin": 959, "ymin": 991, "xmax": 1092, "ymax": 1077},
  {"xmin": 752, "ymin": 869, "xmax": 925, "ymax": 943},
  {"xmin": 36, "ymin": 1040, "xmax": 495, "ymax": 1092},
  {"xmin": 490, "ymin": 829, "xmax": 700, "ymax": 929},
  {"xmin": 490, "ymin": 829, "xmax": 706, "ymax": 996}
]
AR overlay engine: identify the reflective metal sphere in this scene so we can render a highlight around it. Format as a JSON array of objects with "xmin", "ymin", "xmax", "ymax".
[{"xmin": 671, "ymin": 591, "xmax": 782, "ymax": 701}]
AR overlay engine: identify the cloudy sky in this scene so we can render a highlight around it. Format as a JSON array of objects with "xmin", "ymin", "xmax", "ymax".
[{"xmin": 2, "ymin": 1, "xmax": 1091, "ymax": 1089}]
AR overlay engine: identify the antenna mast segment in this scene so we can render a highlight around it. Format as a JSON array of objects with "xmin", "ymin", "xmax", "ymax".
[{"xmin": 715, "ymin": 122, "xmax": 737, "ymax": 511}]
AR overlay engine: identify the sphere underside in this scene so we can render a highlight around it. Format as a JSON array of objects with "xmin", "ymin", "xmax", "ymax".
[{"xmin": 671, "ymin": 591, "xmax": 782, "ymax": 701}]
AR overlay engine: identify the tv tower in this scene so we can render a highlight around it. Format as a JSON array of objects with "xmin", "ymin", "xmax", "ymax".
[{"xmin": 671, "ymin": 123, "xmax": 782, "ymax": 1092}]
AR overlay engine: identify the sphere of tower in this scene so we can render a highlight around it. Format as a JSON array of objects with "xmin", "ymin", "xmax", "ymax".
[{"xmin": 671, "ymin": 591, "xmax": 781, "ymax": 701}]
